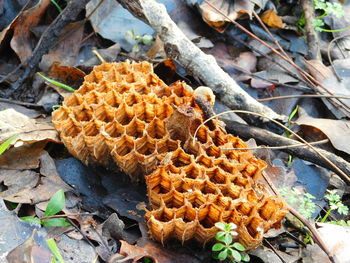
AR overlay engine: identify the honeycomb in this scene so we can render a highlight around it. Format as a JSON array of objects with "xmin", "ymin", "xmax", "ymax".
[{"xmin": 52, "ymin": 61, "xmax": 288, "ymax": 249}]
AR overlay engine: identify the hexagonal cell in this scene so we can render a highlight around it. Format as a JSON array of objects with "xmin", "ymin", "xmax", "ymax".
[
  {"xmin": 197, "ymin": 180, "xmax": 219, "ymax": 195},
  {"xmin": 147, "ymin": 118, "xmax": 166, "ymax": 139},
  {"xmin": 183, "ymin": 164, "xmax": 201, "ymax": 179},
  {"xmin": 95, "ymin": 82, "xmax": 111, "ymax": 93},
  {"xmin": 214, "ymin": 159, "xmax": 235, "ymax": 174},
  {"xmin": 132, "ymin": 61, "xmax": 152, "ymax": 73},
  {"xmin": 125, "ymin": 72, "xmax": 136, "ymax": 83},
  {"xmin": 61, "ymin": 118, "xmax": 81, "ymax": 138},
  {"xmin": 205, "ymin": 145, "xmax": 221, "ymax": 158},
  {"xmin": 237, "ymin": 201, "xmax": 253, "ymax": 215},
  {"xmin": 246, "ymin": 216, "xmax": 264, "ymax": 240},
  {"xmin": 52, "ymin": 106, "xmax": 70, "ymax": 122},
  {"xmin": 154, "ymin": 85, "xmax": 172, "ymax": 99},
  {"xmin": 146, "ymin": 72, "xmax": 163, "ymax": 86},
  {"xmin": 147, "ymin": 168, "xmax": 172, "ymax": 194},
  {"xmin": 94, "ymin": 105, "xmax": 115, "ymax": 123},
  {"xmin": 83, "ymin": 70, "xmax": 104, "ymax": 84},
  {"xmin": 155, "ymin": 102, "xmax": 173, "ymax": 120},
  {"xmin": 156, "ymin": 138, "xmax": 179, "ymax": 154},
  {"xmin": 198, "ymin": 204, "xmax": 223, "ymax": 228},
  {"xmin": 186, "ymin": 191, "xmax": 207, "ymax": 208},
  {"xmin": 206, "ymin": 168, "xmax": 228, "ymax": 184},
  {"xmin": 104, "ymin": 90, "xmax": 122, "ymax": 108},
  {"xmin": 231, "ymin": 175, "xmax": 249, "ymax": 187},
  {"xmin": 125, "ymin": 92, "xmax": 142, "ymax": 106},
  {"xmin": 174, "ymin": 205, "xmax": 197, "ymax": 222},
  {"xmin": 135, "ymin": 135, "xmax": 156, "ymax": 156},
  {"xmin": 134, "ymin": 101, "xmax": 155, "ymax": 123},
  {"xmin": 114, "ymin": 63, "xmax": 129, "ymax": 75},
  {"xmin": 117, "ymin": 83, "xmax": 132, "ymax": 94},
  {"xmin": 115, "ymin": 103, "xmax": 134, "ymax": 125},
  {"xmin": 125, "ymin": 117, "xmax": 145, "ymax": 138},
  {"xmin": 83, "ymin": 121, "xmax": 100, "ymax": 137},
  {"xmin": 104, "ymin": 121, "xmax": 125, "ymax": 138},
  {"xmin": 195, "ymin": 155, "xmax": 214, "ymax": 168},
  {"xmin": 134, "ymin": 83, "xmax": 151, "ymax": 95},
  {"xmin": 171, "ymin": 81, "xmax": 193, "ymax": 98},
  {"xmin": 219, "ymin": 184, "xmax": 241, "ymax": 200},
  {"xmin": 64, "ymin": 93, "xmax": 83, "ymax": 107},
  {"xmin": 84, "ymin": 91, "xmax": 101, "ymax": 105},
  {"xmin": 114, "ymin": 135, "xmax": 135, "ymax": 156},
  {"xmin": 171, "ymin": 148, "xmax": 193, "ymax": 167},
  {"xmin": 72, "ymin": 105, "xmax": 93, "ymax": 122},
  {"xmin": 212, "ymin": 130, "xmax": 229, "ymax": 146},
  {"xmin": 195, "ymin": 125, "xmax": 210, "ymax": 144},
  {"xmin": 94, "ymin": 62, "xmax": 114, "ymax": 72},
  {"xmin": 162, "ymin": 190, "xmax": 185, "ymax": 208}
]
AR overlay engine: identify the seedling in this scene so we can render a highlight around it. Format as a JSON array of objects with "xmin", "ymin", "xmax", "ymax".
[
  {"xmin": 37, "ymin": 72, "xmax": 75, "ymax": 92},
  {"xmin": 212, "ymin": 222, "xmax": 250, "ymax": 262},
  {"xmin": 47, "ymin": 238, "xmax": 65, "ymax": 263},
  {"xmin": 320, "ymin": 189, "xmax": 349, "ymax": 222},
  {"xmin": 284, "ymin": 105, "xmax": 298, "ymax": 166},
  {"xmin": 279, "ymin": 187, "xmax": 317, "ymax": 219},
  {"xmin": 0, "ymin": 134, "xmax": 18, "ymax": 155},
  {"xmin": 125, "ymin": 29, "xmax": 154, "ymax": 53},
  {"xmin": 21, "ymin": 189, "xmax": 70, "ymax": 227},
  {"xmin": 51, "ymin": 0, "xmax": 63, "ymax": 12}
]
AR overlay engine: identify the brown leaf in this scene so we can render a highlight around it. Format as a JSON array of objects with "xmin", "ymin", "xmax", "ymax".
[
  {"xmin": 304, "ymin": 59, "xmax": 334, "ymax": 83},
  {"xmin": 39, "ymin": 21, "xmax": 85, "ymax": 71},
  {"xmin": 0, "ymin": 108, "xmax": 59, "ymax": 146},
  {"xmin": 48, "ymin": 62, "xmax": 86, "ymax": 90},
  {"xmin": 260, "ymin": 9, "xmax": 284, "ymax": 29},
  {"xmin": 117, "ymin": 240, "xmax": 200, "ymax": 263},
  {"xmin": 296, "ymin": 114, "xmax": 350, "ymax": 155},
  {"xmin": 10, "ymin": 0, "xmax": 51, "ymax": 63}
]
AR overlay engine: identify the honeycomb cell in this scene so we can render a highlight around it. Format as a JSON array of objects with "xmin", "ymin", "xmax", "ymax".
[{"xmin": 125, "ymin": 117, "xmax": 145, "ymax": 138}]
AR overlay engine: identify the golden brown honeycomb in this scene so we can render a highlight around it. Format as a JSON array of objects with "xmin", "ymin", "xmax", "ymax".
[{"xmin": 52, "ymin": 61, "xmax": 288, "ymax": 249}]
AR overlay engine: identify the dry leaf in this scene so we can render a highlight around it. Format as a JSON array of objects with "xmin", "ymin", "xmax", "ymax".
[
  {"xmin": 0, "ymin": 108, "xmax": 59, "ymax": 146},
  {"xmin": 296, "ymin": 114, "xmax": 350, "ymax": 155},
  {"xmin": 116, "ymin": 240, "xmax": 200, "ymax": 263},
  {"xmin": 304, "ymin": 59, "xmax": 334, "ymax": 83},
  {"xmin": 10, "ymin": 0, "xmax": 51, "ymax": 63},
  {"xmin": 260, "ymin": 9, "xmax": 284, "ymax": 29}
]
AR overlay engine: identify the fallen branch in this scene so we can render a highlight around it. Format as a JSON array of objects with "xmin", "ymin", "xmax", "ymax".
[
  {"xmin": 0, "ymin": 0, "xmax": 90, "ymax": 97},
  {"xmin": 117, "ymin": 0, "xmax": 286, "ymax": 123},
  {"xmin": 225, "ymin": 120, "xmax": 350, "ymax": 185}
]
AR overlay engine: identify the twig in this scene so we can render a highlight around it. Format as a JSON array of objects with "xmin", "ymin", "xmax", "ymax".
[
  {"xmin": 261, "ymin": 172, "xmax": 336, "ymax": 263},
  {"xmin": 117, "ymin": 0, "xmax": 286, "ymax": 122},
  {"xmin": 224, "ymin": 119, "xmax": 350, "ymax": 184},
  {"xmin": 327, "ymin": 34, "xmax": 350, "ymax": 81},
  {"xmin": 258, "ymin": 94, "xmax": 350, "ymax": 102},
  {"xmin": 221, "ymin": 139, "xmax": 328, "ymax": 151},
  {"xmin": 193, "ymin": 110, "xmax": 350, "ymax": 184},
  {"xmin": 0, "ymin": 97, "xmax": 44, "ymax": 108},
  {"xmin": 300, "ymin": 0, "xmax": 321, "ymax": 60},
  {"xmin": 263, "ymin": 239, "xmax": 287, "ymax": 263},
  {"xmin": 204, "ymin": 0, "xmax": 350, "ymax": 117}
]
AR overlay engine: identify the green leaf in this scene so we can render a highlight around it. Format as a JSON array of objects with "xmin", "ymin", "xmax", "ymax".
[
  {"xmin": 212, "ymin": 243, "xmax": 225, "ymax": 251},
  {"xmin": 46, "ymin": 239, "xmax": 65, "ymax": 263},
  {"xmin": 20, "ymin": 216, "xmax": 42, "ymax": 225},
  {"xmin": 37, "ymin": 72, "xmax": 75, "ymax": 92},
  {"xmin": 45, "ymin": 189, "xmax": 65, "ymax": 217},
  {"xmin": 215, "ymin": 222, "xmax": 226, "ymax": 231},
  {"xmin": 241, "ymin": 252, "xmax": 250, "ymax": 262},
  {"xmin": 228, "ymin": 223, "xmax": 237, "ymax": 230},
  {"xmin": 218, "ymin": 249, "xmax": 228, "ymax": 259},
  {"xmin": 231, "ymin": 250, "xmax": 242, "ymax": 262},
  {"xmin": 142, "ymin": 34, "xmax": 153, "ymax": 45},
  {"xmin": 42, "ymin": 218, "xmax": 70, "ymax": 227},
  {"xmin": 0, "ymin": 134, "xmax": 18, "ymax": 155},
  {"xmin": 233, "ymin": 242, "xmax": 246, "ymax": 251},
  {"xmin": 215, "ymin": 231, "xmax": 225, "ymax": 239},
  {"xmin": 337, "ymin": 204, "xmax": 349, "ymax": 215},
  {"xmin": 224, "ymin": 233, "xmax": 232, "ymax": 245}
]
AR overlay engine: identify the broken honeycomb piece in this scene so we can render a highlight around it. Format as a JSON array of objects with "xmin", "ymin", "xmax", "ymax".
[{"xmin": 52, "ymin": 61, "xmax": 288, "ymax": 249}]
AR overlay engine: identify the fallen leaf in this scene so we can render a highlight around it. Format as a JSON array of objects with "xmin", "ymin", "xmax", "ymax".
[
  {"xmin": 117, "ymin": 240, "xmax": 201, "ymax": 263},
  {"xmin": 296, "ymin": 113, "xmax": 350, "ymax": 155},
  {"xmin": 86, "ymin": 0, "xmax": 153, "ymax": 52},
  {"xmin": 0, "ymin": 108, "xmax": 59, "ymax": 146},
  {"xmin": 10, "ymin": 0, "xmax": 51, "ymax": 63},
  {"xmin": 0, "ymin": 151, "xmax": 72, "ymax": 204},
  {"xmin": 260, "ymin": 9, "xmax": 284, "ymax": 29},
  {"xmin": 39, "ymin": 21, "xmax": 85, "ymax": 71},
  {"xmin": 48, "ymin": 62, "xmax": 86, "ymax": 90}
]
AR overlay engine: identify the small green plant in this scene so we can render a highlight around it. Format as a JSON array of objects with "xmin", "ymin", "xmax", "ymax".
[
  {"xmin": 212, "ymin": 222, "xmax": 250, "ymax": 263},
  {"xmin": 0, "ymin": 134, "xmax": 18, "ymax": 155},
  {"xmin": 297, "ymin": 0, "xmax": 349, "ymax": 32},
  {"xmin": 51, "ymin": 0, "xmax": 63, "ymax": 12},
  {"xmin": 320, "ymin": 189, "xmax": 349, "ymax": 222},
  {"xmin": 21, "ymin": 189, "xmax": 70, "ymax": 227},
  {"xmin": 37, "ymin": 72, "xmax": 75, "ymax": 92},
  {"xmin": 279, "ymin": 187, "xmax": 317, "ymax": 219},
  {"xmin": 47, "ymin": 238, "xmax": 65, "ymax": 263},
  {"xmin": 125, "ymin": 29, "xmax": 154, "ymax": 53},
  {"xmin": 284, "ymin": 105, "xmax": 298, "ymax": 166}
]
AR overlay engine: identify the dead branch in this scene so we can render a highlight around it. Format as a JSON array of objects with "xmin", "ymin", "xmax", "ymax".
[
  {"xmin": 117, "ymin": 0, "xmax": 286, "ymax": 123},
  {"xmin": 225, "ymin": 120, "xmax": 350, "ymax": 185},
  {"xmin": 0, "ymin": 0, "xmax": 90, "ymax": 97},
  {"xmin": 301, "ymin": 0, "xmax": 321, "ymax": 60}
]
